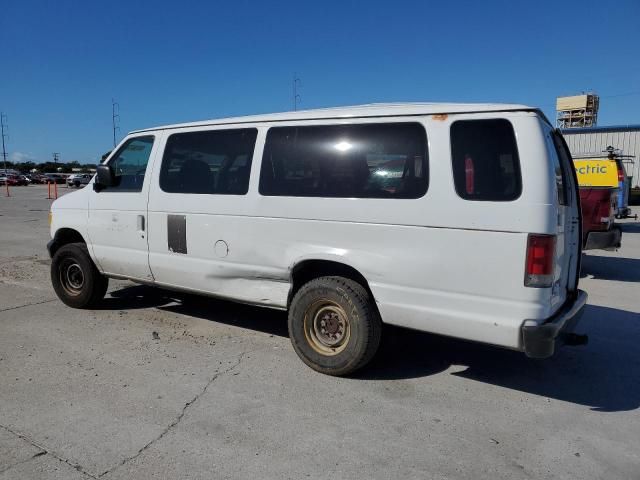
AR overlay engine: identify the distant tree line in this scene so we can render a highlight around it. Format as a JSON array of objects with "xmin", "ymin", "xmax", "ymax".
[
  {"xmin": 3, "ymin": 150, "xmax": 112, "ymax": 173},
  {"xmin": 3, "ymin": 160, "xmax": 99, "ymax": 173}
]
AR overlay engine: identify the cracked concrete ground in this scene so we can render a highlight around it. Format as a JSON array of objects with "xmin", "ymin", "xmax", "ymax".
[{"xmin": 1, "ymin": 185, "xmax": 639, "ymax": 479}]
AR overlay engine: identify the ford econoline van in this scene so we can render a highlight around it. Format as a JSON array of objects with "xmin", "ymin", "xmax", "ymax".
[{"xmin": 48, "ymin": 103, "xmax": 587, "ymax": 375}]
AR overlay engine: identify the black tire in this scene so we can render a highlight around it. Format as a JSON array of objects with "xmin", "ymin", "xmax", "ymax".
[
  {"xmin": 288, "ymin": 276, "xmax": 382, "ymax": 376},
  {"xmin": 51, "ymin": 242, "xmax": 108, "ymax": 308}
]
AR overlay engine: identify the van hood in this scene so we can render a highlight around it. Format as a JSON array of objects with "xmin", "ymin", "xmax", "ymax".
[{"xmin": 51, "ymin": 185, "xmax": 90, "ymax": 210}]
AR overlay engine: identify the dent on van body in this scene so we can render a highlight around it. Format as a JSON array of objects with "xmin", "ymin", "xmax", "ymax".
[{"xmin": 198, "ymin": 261, "xmax": 290, "ymax": 308}]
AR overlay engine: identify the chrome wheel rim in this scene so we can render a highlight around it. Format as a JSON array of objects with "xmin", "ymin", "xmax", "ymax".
[{"xmin": 303, "ymin": 300, "xmax": 350, "ymax": 355}]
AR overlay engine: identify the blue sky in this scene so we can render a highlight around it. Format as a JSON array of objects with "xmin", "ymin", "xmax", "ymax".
[{"xmin": 1, "ymin": 0, "xmax": 639, "ymax": 164}]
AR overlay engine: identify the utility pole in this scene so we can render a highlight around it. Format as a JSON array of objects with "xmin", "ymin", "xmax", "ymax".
[
  {"xmin": 53, "ymin": 152, "xmax": 60, "ymax": 165},
  {"xmin": 112, "ymin": 98, "xmax": 120, "ymax": 148},
  {"xmin": 293, "ymin": 73, "xmax": 301, "ymax": 111},
  {"xmin": 1, "ymin": 113, "xmax": 8, "ymax": 173}
]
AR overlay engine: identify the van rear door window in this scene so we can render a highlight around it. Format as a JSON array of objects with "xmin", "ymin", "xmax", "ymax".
[
  {"xmin": 160, "ymin": 128, "xmax": 257, "ymax": 195},
  {"xmin": 450, "ymin": 119, "xmax": 522, "ymax": 201},
  {"xmin": 259, "ymin": 123, "xmax": 428, "ymax": 199}
]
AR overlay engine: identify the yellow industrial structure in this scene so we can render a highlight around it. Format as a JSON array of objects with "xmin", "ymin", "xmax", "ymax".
[{"xmin": 556, "ymin": 94, "xmax": 599, "ymax": 129}]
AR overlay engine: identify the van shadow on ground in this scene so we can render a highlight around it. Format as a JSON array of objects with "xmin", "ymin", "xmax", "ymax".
[
  {"xmin": 581, "ymin": 255, "xmax": 640, "ymax": 282},
  {"xmin": 366, "ymin": 304, "xmax": 639, "ymax": 413},
  {"xmin": 102, "ymin": 285, "xmax": 639, "ymax": 413},
  {"xmin": 101, "ymin": 284, "xmax": 289, "ymax": 337}
]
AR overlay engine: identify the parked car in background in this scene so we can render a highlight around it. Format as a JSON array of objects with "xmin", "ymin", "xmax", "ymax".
[
  {"xmin": 572, "ymin": 157, "xmax": 622, "ymax": 250},
  {"xmin": 68, "ymin": 173, "xmax": 93, "ymax": 187},
  {"xmin": 66, "ymin": 174, "xmax": 80, "ymax": 187},
  {"xmin": 6, "ymin": 175, "xmax": 28, "ymax": 186},
  {"xmin": 1, "ymin": 175, "xmax": 22, "ymax": 186},
  {"xmin": 48, "ymin": 103, "xmax": 587, "ymax": 376},
  {"xmin": 30, "ymin": 174, "xmax": 49, "ymax": 184},
  {"xmin": 579, "ymin": 188, "xmax": 621, "ymax": 250},
  {"xmin": 18, "ymin": 175, "xmax": 31, "ymax": 185},
  {"xmin": 612, "ymin": 156, "xmax": 635, "ymax": 219},
  {"xmin": 45, "ymin": 174, "xmax": 67, "ymax": 184}
]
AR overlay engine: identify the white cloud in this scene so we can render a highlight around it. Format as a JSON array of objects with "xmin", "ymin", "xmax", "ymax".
[{"xmin": 9, "ymin": 152, "xmax": 38, "ymax": 163}]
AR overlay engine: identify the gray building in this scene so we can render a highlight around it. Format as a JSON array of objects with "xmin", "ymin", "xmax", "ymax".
[{"xmin": 562, "ymin": 124, "xmax": 640, "ymax": 187}]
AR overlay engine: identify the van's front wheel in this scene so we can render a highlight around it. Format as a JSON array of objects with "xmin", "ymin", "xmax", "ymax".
[
  {"xmin": 51, "ymin": 242, "xmax": 108, "ymax": 308},
  {"xmin": 288, "ymin": 276, "xmax": 381, "ymax": 376}
]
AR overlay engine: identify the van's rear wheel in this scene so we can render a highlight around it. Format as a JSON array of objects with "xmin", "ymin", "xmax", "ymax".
[
  {"xmin": 51, "ymin": 242, "xmax": 108, "ymax": 308},
  {"xmin": 288, "ymin": 276, "xmax": 381, "ymax": 376}
]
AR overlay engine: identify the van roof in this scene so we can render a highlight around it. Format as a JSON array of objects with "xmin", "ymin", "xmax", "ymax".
[{"xmin": 130, "ymin": 102, "xmax": 537, "ymax": 133}]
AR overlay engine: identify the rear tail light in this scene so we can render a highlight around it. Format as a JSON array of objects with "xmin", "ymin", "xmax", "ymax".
[
  {"xmin": 617, "ymin": 167, "xmax": 625, "ymax": 182},
  {"xmin": 525, "ymin": 234, "xmax": 556, "ymax": 288}
]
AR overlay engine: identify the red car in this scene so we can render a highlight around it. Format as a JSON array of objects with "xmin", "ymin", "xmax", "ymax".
[
  {"xmin": 10, "ymin": 175, "xmax": 28, "ymax": 186},
  {"xmin": 0, "ymin": 175, "xmax": 19, "ymax": 186},
  {"xmin": 580, "ymin": 187, "xmax": 622, "ymax": 250}
]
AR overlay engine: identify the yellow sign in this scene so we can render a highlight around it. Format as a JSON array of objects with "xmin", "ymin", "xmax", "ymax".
[{"xmin": 573, "ymin": 158, "xmax": 618, "ymax": 188}]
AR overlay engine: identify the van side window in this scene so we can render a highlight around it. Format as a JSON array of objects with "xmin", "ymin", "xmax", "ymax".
[
  {"xmin": 159, "ymin": 129, "xmax": 258, "ymax": 195},
  {"xmin": 259, "ymin": 123, "xmax": 428, "ymax": 199},
  {"xmin": 105, "ymin": 136, "xmax": 154, "ymax": 192},
  {"xmin": 450, "ymin": 119, "xmax": 522, "ymax": 201}
]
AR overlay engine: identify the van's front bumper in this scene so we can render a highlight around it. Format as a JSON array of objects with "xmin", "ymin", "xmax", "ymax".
[
  {"xmin": 521, "ymin": 290, "xmax": 588, "ymax": 358},
  {"xmin": 584, "ymin": 226, "xmax": 622, "ymax": 251}
]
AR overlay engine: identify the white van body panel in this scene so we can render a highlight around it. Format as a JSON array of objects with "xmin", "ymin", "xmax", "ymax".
[{"xmin": 50, "ymin": 103, "xmax": 580, "ymax": 352}]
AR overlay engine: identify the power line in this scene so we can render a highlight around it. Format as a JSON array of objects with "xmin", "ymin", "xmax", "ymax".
[
  {"xmin": 600, "ymin": 90, "xmax": 640, "ymax": 99},
  {"xmin": 541, "ymin": 89, "xmax": 640, "ymax": 109},
  {"xmin": 112, "ymin": 98, "xmax": 120, "ymax": 148}
]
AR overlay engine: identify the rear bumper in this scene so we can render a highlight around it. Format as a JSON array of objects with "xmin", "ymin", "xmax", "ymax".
[
  {"xmin": 584, "ymin": 226, "xmax": 621, "ymax": 251},
  {"xmin": 521, "ymin": 290, "xmax": 588, "ymax": 358}
]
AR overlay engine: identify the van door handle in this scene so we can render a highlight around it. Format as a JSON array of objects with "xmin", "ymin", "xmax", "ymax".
[{"xmin": 137, "ymin": 215, "xmax": 145, "ymax": 232}]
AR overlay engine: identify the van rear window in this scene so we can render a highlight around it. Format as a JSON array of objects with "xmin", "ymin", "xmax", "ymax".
[
  {"xmin": 450, "ymin": 119, "xmax": 522, "ymax": 201},
  {"xmin": 259, "ymin": 123, "xmax": 428, "ymax": 199}
]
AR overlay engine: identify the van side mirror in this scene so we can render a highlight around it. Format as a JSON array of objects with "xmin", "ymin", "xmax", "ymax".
[{"xmin": 94, "ymin": 164, "xmax": 115, "ymax": 191}]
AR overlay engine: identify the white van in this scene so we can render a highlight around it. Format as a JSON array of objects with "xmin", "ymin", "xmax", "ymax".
[{"xmin": 48, "ymin": 103, "xmax": 587, "ymax": 375}]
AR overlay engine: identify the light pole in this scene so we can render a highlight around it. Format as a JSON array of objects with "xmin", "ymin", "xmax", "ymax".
[
  {"xmin": 1, "ymin": 113, "xmax": 8, "ymax": 173},
  {"xmin": 112, "ymin": 99, "xmax": 120, "ymax": 148}
]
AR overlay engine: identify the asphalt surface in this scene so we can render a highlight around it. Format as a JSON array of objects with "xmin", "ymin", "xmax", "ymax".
[{"xmin": 1, "ymin": 184, "xmax": 639, "ymax": 479}]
